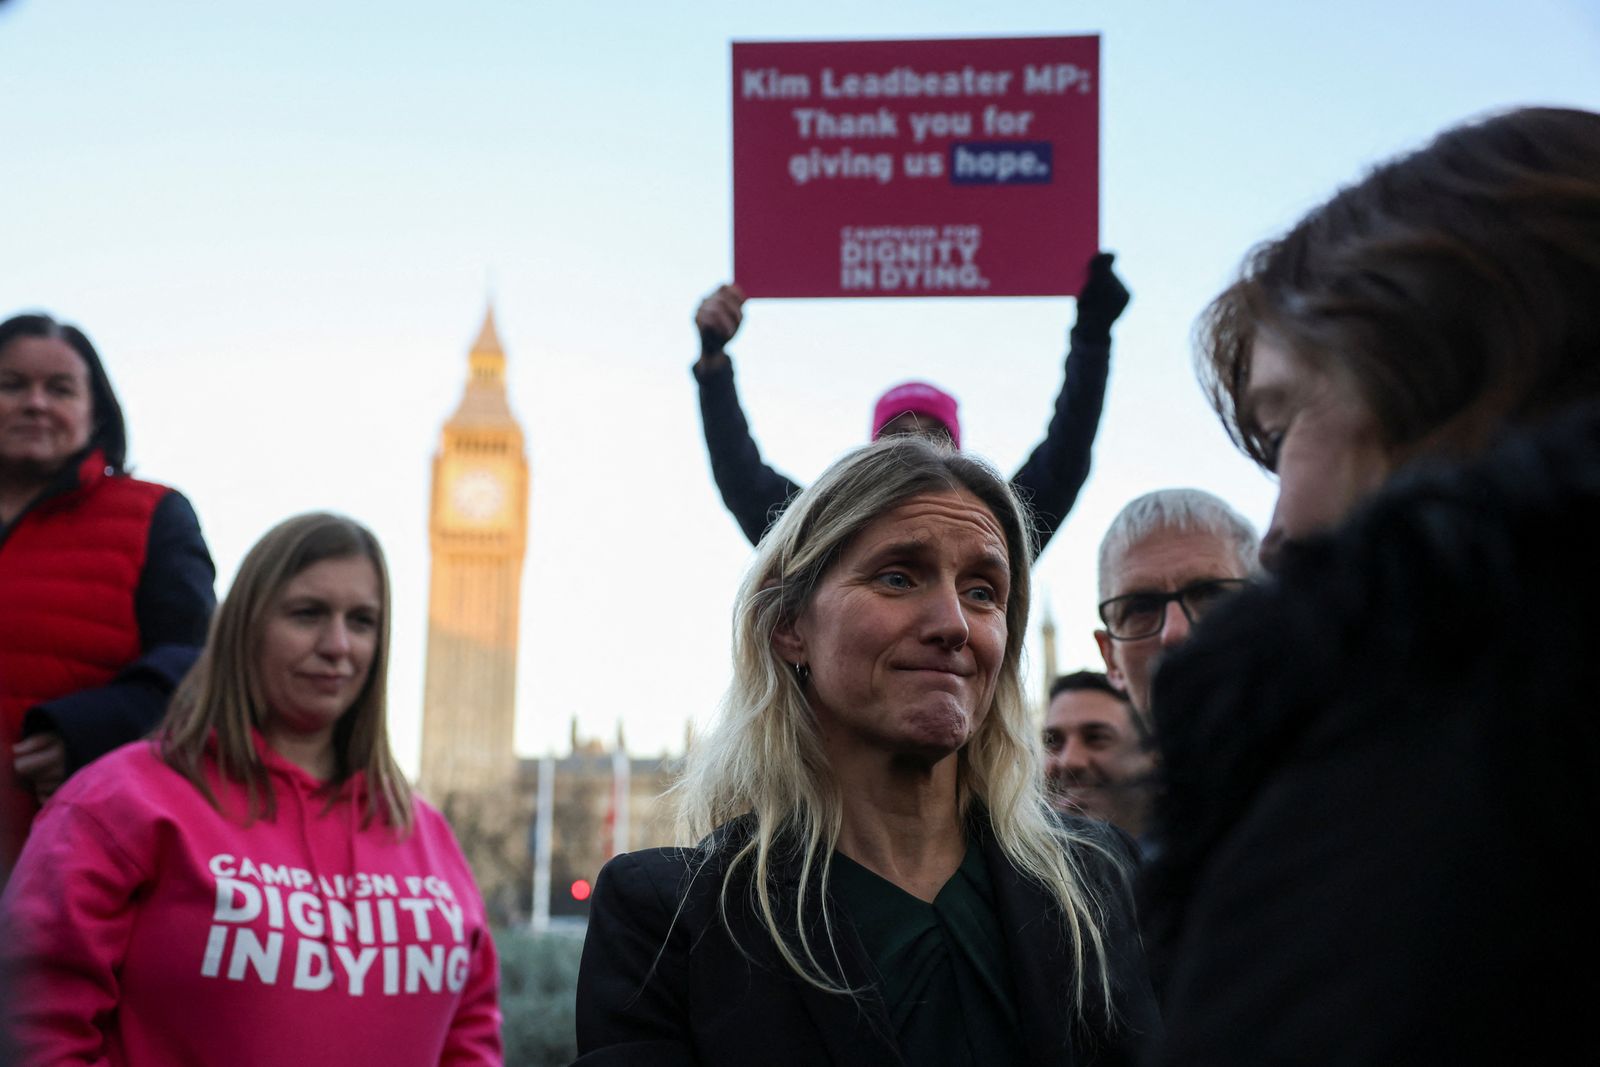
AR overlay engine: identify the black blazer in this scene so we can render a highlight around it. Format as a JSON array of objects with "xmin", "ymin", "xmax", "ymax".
[{"xmin": 574, "ymin": 814, "xmax": 1160, "ymax": 1066}]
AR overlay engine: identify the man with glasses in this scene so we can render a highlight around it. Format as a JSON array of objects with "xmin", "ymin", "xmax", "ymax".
[{"xmin": 1093, "ymin": 489, "xmax": 1259, "ymax": 722}]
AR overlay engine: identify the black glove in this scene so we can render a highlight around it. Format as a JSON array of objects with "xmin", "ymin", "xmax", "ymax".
[
  {"xmin": 1074, "ymin": 252, "xmax": 1131, "ymax": 341},
  {"xmin": 699, "ymin": 326, "xmax": 728, "ymax": 357}
]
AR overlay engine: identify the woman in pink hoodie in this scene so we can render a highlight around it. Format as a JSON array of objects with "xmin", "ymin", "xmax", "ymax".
[{"xmin": 0, "ymin": 512, "xmax": 502, "ymax": 1066}]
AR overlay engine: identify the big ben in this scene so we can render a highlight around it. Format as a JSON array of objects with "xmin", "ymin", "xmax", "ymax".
[{"xmin": 420, "ymin": 305, "xmax": 529, "ymax": 800}]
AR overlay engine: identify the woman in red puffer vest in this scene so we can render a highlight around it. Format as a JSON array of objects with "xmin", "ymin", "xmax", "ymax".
[{"xmin": 0, "ymin": 312, "xmax": 215, "ymax": 879}]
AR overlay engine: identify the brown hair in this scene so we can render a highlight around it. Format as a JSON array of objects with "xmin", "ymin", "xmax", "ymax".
[
  {"xmin": 1199, "ymin": 106, "xmax": 1600, "ymax": 471},
  {"xmin": 0, "ymin": 312, "xmax": 128, "ymax": 471},
  {"xmin": 161, "ymin": 512, "xmax": 414, "ymax": 833}
]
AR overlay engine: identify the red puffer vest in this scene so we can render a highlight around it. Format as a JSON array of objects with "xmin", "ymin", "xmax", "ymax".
[{"xmin": 1, "ymin": 450, "xmax": 169, "ymax": 864}]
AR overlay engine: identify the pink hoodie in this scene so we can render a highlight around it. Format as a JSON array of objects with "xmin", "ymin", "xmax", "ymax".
[{"xmin": 0, "ymin": 737, "xmax": 502, "ymax": 1066}]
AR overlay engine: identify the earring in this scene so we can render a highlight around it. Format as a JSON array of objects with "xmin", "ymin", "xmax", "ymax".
[{"xmin": 793, "ymin": 662, "xmax": 811, "ymax": 685}]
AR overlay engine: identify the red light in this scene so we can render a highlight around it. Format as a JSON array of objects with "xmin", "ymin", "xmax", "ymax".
[{"xmin": 570, "ymin": 879, "xmax": 592, "ymax": 902}]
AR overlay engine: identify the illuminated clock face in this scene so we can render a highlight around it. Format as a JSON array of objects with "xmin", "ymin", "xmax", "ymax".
[{"xmin": 451, "ymin": 468, "xmax": 506, "ymax": 523}]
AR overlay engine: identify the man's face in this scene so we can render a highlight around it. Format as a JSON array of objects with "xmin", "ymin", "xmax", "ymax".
[
  {"xmin": 1042, "ymin": 687, "xmax": 1156, "ymax": 835},
  {"xmin": 1094, "ymin": 526, "xmax": 1250, "ymax": 716}
]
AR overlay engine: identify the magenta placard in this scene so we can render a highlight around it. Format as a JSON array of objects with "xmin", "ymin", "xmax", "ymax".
[{"xmin": 732, "ymin": 36, "xmax": 1099, "ymax": 299}]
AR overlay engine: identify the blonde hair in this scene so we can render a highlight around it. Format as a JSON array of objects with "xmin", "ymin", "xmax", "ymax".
[
  {"xmin": 676, "ymin": 437, "xmax": 1117, "ymax": 1013},
  {"xmin": 161, "ymin": 512, "xmax": 414, "ymax": 834}
]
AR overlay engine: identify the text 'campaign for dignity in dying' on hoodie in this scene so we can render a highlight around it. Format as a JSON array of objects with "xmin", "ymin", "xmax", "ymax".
[{"xmin": 0, "ymin": 735, "xmax": 503, "ymax": 1066}]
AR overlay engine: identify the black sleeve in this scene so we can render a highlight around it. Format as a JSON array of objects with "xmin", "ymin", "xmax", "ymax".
[
  {"xmin": 574, "ymin": 852, "xmax": 699, "ymax": 1066},
  {"xmin": 22, "ymin": 491, "xmax": 216, "ymax": 772},
  {"xmin": 693, "ymin": 357, "xmax": 802, "ymax": 546},
  {"xmin": 1072, "ymin": 819, "xmax": 1163, "ymax": 1063},
  {"xmin": 134, "ymin": 491, "xmax": 217, "ymax": 648},
  {"xmin": 1009, "ymin": 328, "xmax": 1112, "ymax": 556}
]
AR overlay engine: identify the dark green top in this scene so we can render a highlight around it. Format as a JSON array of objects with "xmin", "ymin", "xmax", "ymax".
[{"xmin": 830, "ymin": 841, "xmax": 1026, "ymax": 1066}]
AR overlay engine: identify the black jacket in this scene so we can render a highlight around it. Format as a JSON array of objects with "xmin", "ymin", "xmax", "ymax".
[
  {"xmin": 575, "ymin": 813, "xmax": 1160, "ymax": 1066},
  {"xmin": 693, "ymin": 328, "xmax": 1112, "ymax": 555},
  {"xmin": 1141, "ymin": 402, "xmax": 1600, "ymax": 1065}
]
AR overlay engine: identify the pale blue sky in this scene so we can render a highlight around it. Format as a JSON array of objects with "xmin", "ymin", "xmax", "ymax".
[{"xmin": 4, "ymin": 0, "xmax": 1598, "ymax": 776}]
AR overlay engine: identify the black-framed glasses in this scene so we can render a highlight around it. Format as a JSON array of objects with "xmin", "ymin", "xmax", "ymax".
[{"xmin": 1097, "ymin": 579, "xmax": 1249, "ymax": 640}]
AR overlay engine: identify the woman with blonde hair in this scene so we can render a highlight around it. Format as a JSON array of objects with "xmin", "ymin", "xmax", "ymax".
[
  {"xmin": 1, "ymin": 513, "xmax": 502, "ymax": 1065},
  {"xmin": 576, "ymin": 436, "xmax": 1158, "ymax": 1066}
]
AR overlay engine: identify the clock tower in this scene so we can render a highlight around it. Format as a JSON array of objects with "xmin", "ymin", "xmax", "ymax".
[{"xmin": 420, "ymin": 305, "xmax": 529, "ymax": 800}]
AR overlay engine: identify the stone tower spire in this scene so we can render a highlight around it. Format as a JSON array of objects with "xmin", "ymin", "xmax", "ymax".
[
  {"xmin": 1039, "ymin": 598, "xmax": 1059, "ymax": 710},
  {"xmin": 420, "ymin": 304, "xmax": 530, "ymax": 800}
]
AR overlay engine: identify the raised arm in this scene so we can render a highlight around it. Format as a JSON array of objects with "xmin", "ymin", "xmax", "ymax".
[
  {"xmin": 691, "ymin": 284, "xmax": 802, "ymax": 546},
  {"xmin": 1011, "ymin": 253, "xmax": 1130, "ymax": 554}
]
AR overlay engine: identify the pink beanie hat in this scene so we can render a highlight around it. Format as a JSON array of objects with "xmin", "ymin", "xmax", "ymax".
[{"xmin": 870, "ymin": 381, "xmax": 961, "ymax": 448}]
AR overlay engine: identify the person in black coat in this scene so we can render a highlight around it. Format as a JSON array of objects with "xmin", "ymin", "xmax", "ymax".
[
  {"xmin": 576, "ymin": 436, "xmax": 1160, "ymax": 1066},
  {"xmin": 1141, "ymin": 106, "xmax": 1600, "ymax": 1064},
  {"xmin": 690, "ymin": 252, "xmax": 1129, "ymax": 555}
]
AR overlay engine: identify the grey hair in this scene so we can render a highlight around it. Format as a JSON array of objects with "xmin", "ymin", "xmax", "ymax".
[{"xmin": 1097, "ymin": 489, "xmax": 1260, "ymax": 600}]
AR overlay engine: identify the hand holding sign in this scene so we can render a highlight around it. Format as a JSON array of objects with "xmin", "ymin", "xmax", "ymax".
[
  {"xmin": 1075, "ymin": 252, "xmax": 1130, "ymax": 341},
  {"xmin": 695, "ymin": 283, "xmax": 747, "ymax": 367}
]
